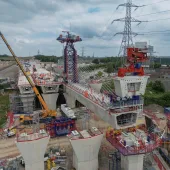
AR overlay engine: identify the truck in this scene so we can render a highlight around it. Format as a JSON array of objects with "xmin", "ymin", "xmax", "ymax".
[{"xmin": 61, "ymin": 104, "xmax": 76, "ymax": 120}]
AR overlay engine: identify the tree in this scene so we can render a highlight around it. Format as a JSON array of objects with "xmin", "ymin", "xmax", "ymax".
[
  {"xmin": 152, "ymin": 80, "xmax": 165, "ymax": 93},
  {"xmin": 92, "ymin": 58, "xmax": 99, "ymax": 64},
  {"xmin": 34, "ymin": 55, "xmax": 59, "ymax": 63},
  {"xmin": 97, "ymin": 71, "xmax": 103, "ymax": 77},
  {"xmin": 154, "ymin": 63, "xmax": 161, "ymax": 68},
  {"xmin": 106, "ymin": 63, "xmax": 114, "ymax": 73}
]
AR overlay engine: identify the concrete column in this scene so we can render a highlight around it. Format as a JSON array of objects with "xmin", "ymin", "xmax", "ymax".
[
  {"xmin": 16, "ymin": 135, "xmax": 50, "ymax": 170},
  {"xmin": 69, "ymin": 133, "xmax": 103, "ymax": 170},
  {"xmin": 42, "ymin": 93, "xmax": 59, "ymax": 110},
  {"xmin": 64, "ymin": 93, "xmax": 75, "ymax": 108},
  {"xmin": 20, "ymin": 94, "xmax": 35, "ymax": 113},
  {"xmin": 121, "ymin": 154, "xmax": 144, "ymax": 170},
  {"xmin": 89, "ymin": 83, "xmax": 102, "ymax": 93}
]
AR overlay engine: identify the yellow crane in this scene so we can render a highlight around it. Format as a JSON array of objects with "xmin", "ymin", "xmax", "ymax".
[{"xmin": 0, "ymin": 32, "xmax": 57, "ymax": 123}]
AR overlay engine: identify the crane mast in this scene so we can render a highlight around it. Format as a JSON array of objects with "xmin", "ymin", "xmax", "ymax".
[{"xmin": 0, "ymin": 31, "xmax": 56, "ymax": 117}]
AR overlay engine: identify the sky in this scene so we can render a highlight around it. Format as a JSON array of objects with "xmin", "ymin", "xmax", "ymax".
[{"xmin": 0, "ymin": 0, "xmax": 170, "ymax": 57}]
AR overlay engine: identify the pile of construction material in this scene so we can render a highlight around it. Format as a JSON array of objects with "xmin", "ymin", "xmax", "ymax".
[{"xmin": 46, "ymin": 146, "xmax": 67, "ymax": 170}]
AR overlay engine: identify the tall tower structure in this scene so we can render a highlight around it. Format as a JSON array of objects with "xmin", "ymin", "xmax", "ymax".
[
  {"xmin": 106, "ymin": 47, "xmax": 162, "ymax": 170},
  {"xmin": 57, "ymin": 31, "xmax": 82, "ymax": 83},
  {"xmin": 112, "ymin": 0, "xmax": 146, "ymax": 61}
]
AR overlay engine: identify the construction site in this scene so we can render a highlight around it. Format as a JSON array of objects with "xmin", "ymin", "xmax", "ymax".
[{"xmin": 1, "ymin": 0, "xmax": 170, "ymax": 170}]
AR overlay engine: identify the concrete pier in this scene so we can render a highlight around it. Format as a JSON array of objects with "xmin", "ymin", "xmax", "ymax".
[
  {"xmin": 19, "ymin": 94, "xmax": 35, "ymax": 112},
  {"xmin": 42, "ymin": 93, "xmax": 59, "ymax": 110},
  {"xmin": 16, "ymin": 132, "xmax": 50, "ymax": 170},
  {"xmin": 121, "ymin": 154, "xmax": 144, "ymax": 170},
  {"xmin": 69, "ymin": 132, "xmax": 103, "ymax": 170},
  {"xmin": 64, "ymin": 93, "xmax": 76, "ymax": 108}
]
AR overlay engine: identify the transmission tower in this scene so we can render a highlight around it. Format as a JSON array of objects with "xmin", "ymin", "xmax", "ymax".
[
  {"xmin": 112, "ymin": 0, "xmax": 147, "ymax": 63},
  {"xmin": 37, "ymin": 49, "xmax": 40, "ymax": 55},
  {"xmin": 81, "ymin": 47, "xmax": 85, "ymax": 58}
]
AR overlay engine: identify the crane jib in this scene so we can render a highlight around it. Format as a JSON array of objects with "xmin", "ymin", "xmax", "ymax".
[{"xmin": 0, "ymin": 31, "xmax": 52, "ymax": 113}]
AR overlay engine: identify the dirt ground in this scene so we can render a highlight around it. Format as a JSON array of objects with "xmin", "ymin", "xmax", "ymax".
[
  {"xmin": 0, "ymin": 113, "xmax": 111, "ymax": 159},
  {"xmin": 144, "ymin": 104, "xmax": 164, "ymax": 113}
]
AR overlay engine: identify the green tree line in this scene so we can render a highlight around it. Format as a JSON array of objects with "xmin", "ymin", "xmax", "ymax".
[
  {"xmin": 34, "ymin": 55, "xmax": 61, "ymax": 63},
  {"xmin": 144, "ymin": 80, "xmax": 170, "ymax": 107}
]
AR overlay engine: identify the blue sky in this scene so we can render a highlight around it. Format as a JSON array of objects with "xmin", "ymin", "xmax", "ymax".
[
  {"xmin": 88, "ymin": 7, "xmax": 100, "ymax": 13},
  {"xmin": 0, "ymin": 0, "xmax": 170, "ymax": 57}
]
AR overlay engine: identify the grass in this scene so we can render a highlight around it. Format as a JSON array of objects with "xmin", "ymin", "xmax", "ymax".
[
  {"xmin": 144, "ymin": 90, "xmax": 170, "ymax": 107},
  {"xmin": 0, "ymin": 94, "xmax": 9, "ymax": 128}
]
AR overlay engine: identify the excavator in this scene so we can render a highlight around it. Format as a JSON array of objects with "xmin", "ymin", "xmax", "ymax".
[{"xmin": 0, "ymin": 32, "xmax": 57, "ymax": 124}]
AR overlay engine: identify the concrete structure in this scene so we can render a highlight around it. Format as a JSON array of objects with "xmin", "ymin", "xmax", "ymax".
[
  {"xmin": 113, "ymin": 76, "xmax": 149, "ymax": 98},
  {"xmin": 19, "ymin": 94, "xmax": 35, "ymax": 112},
  {"xmin": 65, "ymin": 84, "xmax": 143, "ymax": 129},
  {"xmin": 68, "ymin": 128, "xmax": 103, "ymax": 170},
  {"xmin": 17, "ymin": 60, "xmax": 63, "ymax": 111},
  {"xmin": 16, "ymin": 130, "xmax": 50, "ymax": 170},
  {"xmin": 121, "ymin": 154, "xmax": 144, "ymax": 170},
  {"xmin": 16, "ymin": 58, "xmax": 153, "ymax": 169},
  {"xmin": 135, "ymin": 42, "xmax": 147, "ymax": 49},
  {"xmin": 42, "ymin": 93, "xmax": 59, "ymax": 110},
  {"xmin": 89, "ymin": 82, "xmax": 102, "ymax": 93},
  {"xmin": 18, "ymin": 74, "xmax": 34, "ymax": 94}
]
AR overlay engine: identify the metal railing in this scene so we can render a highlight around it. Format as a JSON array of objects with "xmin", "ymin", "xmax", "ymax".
[
  {"xmin": 67, "ymin": 83, "xmax": 144, "ymax": 114},
  {"xmin": 106, "ymin": 133, "xmax": 161, "ymax": 156},
  {"xmin": 16, "ymin": 130, "xmax": 49, "ymax": 142}
]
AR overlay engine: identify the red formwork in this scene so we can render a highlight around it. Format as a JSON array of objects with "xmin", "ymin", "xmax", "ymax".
[
  {"xmin": 106, "ymin": 133, "xmax": 161, "ymax": 156},
  {"xmin": 46, "ymin": 124, "xmax": 56, "ymax": 138}
]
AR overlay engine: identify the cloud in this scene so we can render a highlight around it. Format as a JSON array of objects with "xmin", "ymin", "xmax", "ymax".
[{"xmin": 0, "ymin": 0, "xmax": 170, "ymax": 57}]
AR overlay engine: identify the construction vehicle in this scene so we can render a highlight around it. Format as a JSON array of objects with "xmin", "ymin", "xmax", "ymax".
[
  {"xmin": 7, "ymin": 128, "xmax": 16, "ymax": 137},
  {"xmin": 0, "ymin": 32, "xmax": 57, "ymax": 123},
  {"xmin": 3, "ymin": 127, "xmax": 16, "ymax": 137}
]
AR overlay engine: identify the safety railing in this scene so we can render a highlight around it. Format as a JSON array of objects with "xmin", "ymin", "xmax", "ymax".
[
  {"xmin": 67, "ymin": 83, "xmax": 144, "ymax": 114},
  {"xmin": 16, "ymin": 130, "xmax": 49, "ymax": 142},
  {"xmin": 106, "ymin": 133, "xmax": 161, "ymax": 156}
]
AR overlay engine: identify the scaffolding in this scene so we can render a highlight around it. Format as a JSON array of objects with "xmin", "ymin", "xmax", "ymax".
[
  {"xmin": 109, "ymin": 151, "xmax": 121, "ymax": 170},
  {"xmin": 9, "ymin": 94, "xmax": 35, "ymax": 115}
]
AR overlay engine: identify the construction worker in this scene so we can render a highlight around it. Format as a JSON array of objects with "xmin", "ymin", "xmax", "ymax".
[
  {"xmin": 47, "ymin": 159, "xmax": 51, "ymax": 170},
  {"xmin": 52, "ymin": 160, "xmax": 56, "ymax": 167}
]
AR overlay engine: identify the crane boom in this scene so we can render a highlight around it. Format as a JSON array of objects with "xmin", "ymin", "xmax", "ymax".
[{"xmin": 0, "ymin": 31, "xmax": 56, "ymax": 117}]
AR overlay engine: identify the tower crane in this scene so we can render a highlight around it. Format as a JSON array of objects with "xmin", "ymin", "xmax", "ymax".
[{"xmin": 0, "ymin": 32, "xmax": 57, "ymax": 123}]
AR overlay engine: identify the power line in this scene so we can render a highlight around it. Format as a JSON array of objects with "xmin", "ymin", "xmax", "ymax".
[
  {"xmin": 135, "ymin": 9, "xmax": 170, "ymax": 17},
  {"xmin": 148, "ymin": 17, "xmax": 170, "ymax": 22},
  {"xmin": 142, "ymin": 0, "xmax": 170, "ymax": 7},
  {"xmin": 100, "ymin": 1, "xmax": 170, "ymax": 38},
  {"xmin": 138, "ymin": 29, "xmax": 170, "ymax": 33},
  {"xmin": 100, "ymin": 9, "xmax": 118, "ymax": 37},
  {"xmin": 140, "ymin": 32, "xmax": 170, "ymax": 35}
]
